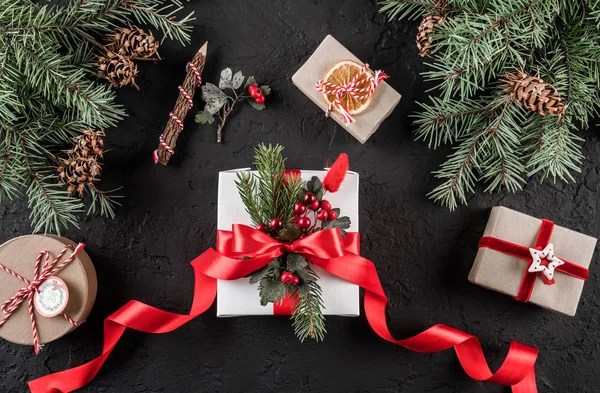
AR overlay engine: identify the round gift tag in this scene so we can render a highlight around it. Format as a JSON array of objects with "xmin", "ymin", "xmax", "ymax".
[
  {"xmin": 34, "ymin": 276, "xmax": 70, "ymax": 317},
  {"xmin": 0, "ymin": 235, "xmax": 97, "ymax": 346}
]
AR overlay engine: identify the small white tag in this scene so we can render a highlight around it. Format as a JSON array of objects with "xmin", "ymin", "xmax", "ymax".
[{"xmin": 34, "ymin": 276, "xmax": 69, "ymax": 317}]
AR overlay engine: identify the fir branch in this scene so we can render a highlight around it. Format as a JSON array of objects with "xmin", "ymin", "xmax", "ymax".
[
  {"xmin": 526, "ymin": 116, "xmax": 584, "ymax": 181},
  {"xmin": 413, "ymin": 96, "xmax": 492, "ymax": 148},
  {"xmin": 378, "ymin": 0, "xmax": 472, "ymax": 21},
  {"xmin": 290, "ymin": 267, "xmax": 326, "ymax": 342},
  {"xmin": 88, "ymin": 185, "xmax": 121, "ymax": 219},
  {"xmin": 254, "ymin": 143, "xmax": 286, "ymax": 223},
  {"xmin": 235, "ymin": 171, "xmax": 262, "ymax": 226}
]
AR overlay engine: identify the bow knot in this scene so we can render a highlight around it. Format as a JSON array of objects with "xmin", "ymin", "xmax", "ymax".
[
  {"xmin": 0, "ymin": 243, "xmax": 86, "ymax": 354},
  {"xmin": 230, "ymin": 224, "xmax": 346, "ymax": 261}
]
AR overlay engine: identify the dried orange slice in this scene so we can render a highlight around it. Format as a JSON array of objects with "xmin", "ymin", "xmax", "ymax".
[{"xmin": 321, "ymin": 60, "xmax": 374, "ymax": 116}]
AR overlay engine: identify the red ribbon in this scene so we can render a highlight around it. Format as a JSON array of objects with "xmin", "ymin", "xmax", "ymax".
[
  {"xmin": 28, "ymin": 226, "xmax": 538, "ymax": 393},
  {"xmin": 479, "ymin": 219, "xmax": 589, "ymax": 302}
]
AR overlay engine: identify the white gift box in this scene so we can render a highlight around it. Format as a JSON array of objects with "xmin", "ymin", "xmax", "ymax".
[{"xmin": 216, "ymin": 168, "xmax": 360, "ymax": 317}]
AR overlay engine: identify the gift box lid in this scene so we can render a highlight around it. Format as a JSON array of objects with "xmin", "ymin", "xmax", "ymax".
[
  {"xmin": 292, "ymin": 35, "xmax": 401, "ymax": 144},
  {"xmin": 216, "ymin": 168, "xmax": 360, "ymax": 317}
]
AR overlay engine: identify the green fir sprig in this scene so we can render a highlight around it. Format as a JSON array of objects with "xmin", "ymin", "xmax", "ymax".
[{"xmin": 381, "ymin": 0, "xmax": 600, "ymax": 210}]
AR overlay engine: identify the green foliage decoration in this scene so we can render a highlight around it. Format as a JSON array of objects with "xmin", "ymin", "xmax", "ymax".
[
  {"xmin": 380, "ymin": 0, "xmax": 600, "ymax": 209},
  {"xmin": 0, "ymin": 0, "xmax": 193, "ymax": 233}
]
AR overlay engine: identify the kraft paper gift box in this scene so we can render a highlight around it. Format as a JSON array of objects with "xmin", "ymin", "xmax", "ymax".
[
  {"xmin": 292, "ymin": 35, "xmax": 401, "ymax": 144},
  {"xmin": 469, "ymin": 206, "xmax": 596, "ymax": 316},
  {"xmin": 216, "ymin": 168, "xmax": 360, "ymax": 317},
  {"xmin": 0, "ymin": 235, "xmax": 97, "ymax": 347}
]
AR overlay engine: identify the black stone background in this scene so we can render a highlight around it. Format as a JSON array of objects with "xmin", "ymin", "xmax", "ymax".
[{"xmin": 1, "ymin": 1, "xmax": 600, "ymax": 392}]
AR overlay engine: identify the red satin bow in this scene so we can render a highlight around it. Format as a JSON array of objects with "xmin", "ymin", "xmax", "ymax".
[
  {"xmin": 479, "ymin": 219, "xmax": 589, "ymax": 302},
  {"xmin": 27, "ymin": 226, "xmax": 538, "ymax": 393}
]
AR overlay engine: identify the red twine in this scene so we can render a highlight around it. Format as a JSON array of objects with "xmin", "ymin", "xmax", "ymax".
[
  {"xmin": 153, "ymin": 62, "xmax": 203, "ymax": 164},
  {"xmin": 478, "ymin": 219, "xmax": 589, "ymax": 302},
  {"xmin": 315, "ymin": 63, "xmax": 388, "ymax": 124},
  {"xmin": 28, "ymin": 227, "xmax": 538, "ymax": 393},
  {"xmin": 0, "ymin": 243, "xmax": 86, "ymax": 354}
]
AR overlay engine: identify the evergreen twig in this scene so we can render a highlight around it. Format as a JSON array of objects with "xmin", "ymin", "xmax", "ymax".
[
  {"xmin": 381, "ymin": 0, "xmax": 598, "ymax": 209},
  {"xmin": 0, "ymin": 0, "xmax": 193, "ymax": 233}
]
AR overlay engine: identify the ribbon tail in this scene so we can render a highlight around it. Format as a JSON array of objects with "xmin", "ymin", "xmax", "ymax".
[
  {"xmin": 313, "ymin": 254, "xmax": 538, "ymax": 392},
  {"xmin": 28, "ymin": 260, "xmax": 217, "ymax": 393}
]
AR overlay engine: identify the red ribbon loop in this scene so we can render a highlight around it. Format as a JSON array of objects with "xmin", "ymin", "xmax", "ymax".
[
  {"xmin": 27, "ymin": 229, "xmax": 539, "ymax": 393},
  {"xmin": 478, "ymin": 218, "xmax": 589, "ymax": 302},
  {"xmin": 229, "ymin": 224, "xmax": 346, "ymax": 260}
]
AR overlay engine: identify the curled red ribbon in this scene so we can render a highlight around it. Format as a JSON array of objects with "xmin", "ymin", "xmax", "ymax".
[
  {"xmin": 27, "ymin": 226, "xmax": 538, "ymax": 393},
  {"xmin": 479, "ymin": 219, "xmax": 589, "ymax": 302}
]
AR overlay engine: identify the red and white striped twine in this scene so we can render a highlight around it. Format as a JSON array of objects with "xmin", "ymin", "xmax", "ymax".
[
  {"xmin": 153, "ymin": 62, "xmax": 203, "ymax": 164},
  {"xmin": 0, "ymin": 243, "xmax": 86, "ymax": 355},
  {"xmin": 315, "ymin": 63, "xmax": 389, "ymax": 124}
]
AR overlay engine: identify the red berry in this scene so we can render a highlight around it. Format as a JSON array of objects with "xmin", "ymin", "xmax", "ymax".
[
  {"xmin": 294, "ymin": 202, "xmax": 307, "ymax": 216},
  {"xmin": 247, "ymin": 84, "xmax": 260, "ymax": 97},
  {"xmin": 328, "ymin": 210, "xmax": 338, "ymax": 220},
  {"xmin": 316, "ymin": 209, "xmax": 329, "ymax": 221},
  {"xmin": 295, "ymin": 216, "xmax": 311, "ymax": 230},
  {"xmin": 280, "ymin": 271, "xmax": 294, "ymax": 284},
  {"xmin": 256, "ymin": 223, "xmax": 268, "ymax": 232},
  {"xmin": 291, "ymin": 276, "xmax": 300, "ymax": 285},
  {"xmin": 255, "ymin": 94, "xmax": 265, "ymax": 104},
  {"xmin": 302, "ymin": 192, "xmax": 317, "ymax": 205},
  {"xmin": 270, "ymin": 217, "xmax": 283, "ymax": 231},
  {"xmin": 308, "ymin": 199, "xmax": 320, "ymax": 211},
  {"xmin": 321, "ymin": 200, "xmax": 332, "ymax": 211}
]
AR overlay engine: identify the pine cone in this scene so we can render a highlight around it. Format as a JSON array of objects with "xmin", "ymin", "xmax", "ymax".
[
  {"xmin": 416, "ymin": 14, "xmax": 445, "ymax": 57},
  {"xmin": 58, "ymin": 131, "xmax": 105, "ymax": 197},
  {"xmin": 97, "ymin": 51, "xmax": 139, "ymax": 89},
  {"xmin": 502, "ymin": 71, "xmax": 565, "ymax": 116},
  {"xmin": 70, "ymin": 130, "xmax": 104, "ymax": 159},
  {"xmin": 107, "ymin": 25, "xmax": 160, "ymax": 60},
  {"xmin": 58, "ymin": 156, "xmax": 102, "ymax": 197}
]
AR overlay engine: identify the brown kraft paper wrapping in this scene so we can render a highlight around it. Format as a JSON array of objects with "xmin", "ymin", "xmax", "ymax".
[
  {"xmin": 292, "ymin": 35, "xmax": 401, "ymax": 144},
  {"xmin": 469, "ymin": 206, "xmax": 596, "ymax": 316},
  {"xmin": 0, "ymin": 235, "xmax": 97, "ymax": 346}
]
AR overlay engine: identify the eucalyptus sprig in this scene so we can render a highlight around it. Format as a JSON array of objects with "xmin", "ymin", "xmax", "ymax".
[{"xmin": 195, "ymin": 68, "xmax": 271, "ymax": 143}]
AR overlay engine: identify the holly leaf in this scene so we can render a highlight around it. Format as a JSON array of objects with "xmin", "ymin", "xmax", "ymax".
[
  {"xmin": 249, "ymin": 265, "xmax": 269, "ymax": 284},
  {"xmin": 244, "ymin": 75, "xmax": 257, "ymax": 88},
  {"xmin": 323, "ymin": 215, "xmax": 351, "ymax": 236},
  {"xmin": 205, "ymin": 95, "xmax": 227, "ymax": 115},
  {"xmin": 219, "ymin": 68, "xmax": 233, "ymax": 89},
  {"xmin": 258, "ymin": 278, "xmax": 287, "ymax": 306},
  {"xmin": 248, "ymin": 99, "xmax": 266, "ymax": 111},
  {"xmin": 296, "ymin": 266, "xmax": 319, "ymax": 284},
  {"xmin": 275, "ymin": 224, "xmax": 302, "ymax": 242},
  {"xmin": 201, "ymin": 83, "xmax": 226, "ymax": 102},
  {"xmin": 260, "ymin": 85, "xmax": 271, "ymax": 96},
  {"xmin": 306, "ymin": 176, "xmax": 323, "ymax": 195},
  {"xmin": 195, "ymin": 110, "xmax": 214, "ymax": 124},
  {"xmin": 286, "ymin": 253, "xmax": 308, "ymax": 272},
  {"xmin": 231, "ymin": 71, "xmax": 244, "ymax": 89}
]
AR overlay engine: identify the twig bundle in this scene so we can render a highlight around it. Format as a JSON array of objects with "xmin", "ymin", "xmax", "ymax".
[{"xmin": 154, "ymin": 42, "xmax": 208, "ymax": 165}]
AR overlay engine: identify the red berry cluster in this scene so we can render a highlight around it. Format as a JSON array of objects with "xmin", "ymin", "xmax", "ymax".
[
  {"xmin": 292, "ymin": 192, "xmax": 338, "ymax": 230},
  {"xmin": 247, "ymin": 84, "xmax": 265, "ymax": 104},
  {"xmin": 280, "ymin": 271, "xmax": 299, "ymax": 286}
]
